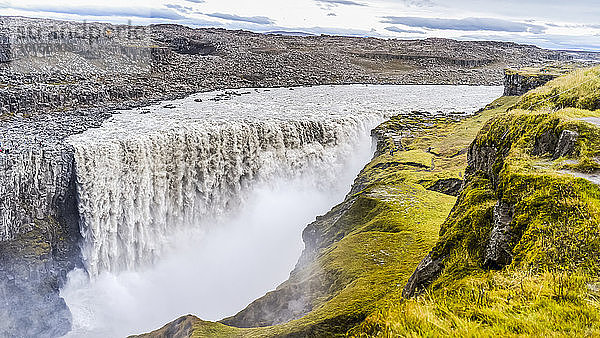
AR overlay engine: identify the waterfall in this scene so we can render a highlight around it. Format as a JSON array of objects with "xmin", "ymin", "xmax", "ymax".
[
  {"xmin": 70, "ymin": 118, "xmax": 380, "ymax": 276},
  {"xmin": 60, "ymin": 85, "xmax": 503, "ymax": 336},
  {"xmin": 67, "ymin": 85, "xmax": 504, "ymax": 277}
]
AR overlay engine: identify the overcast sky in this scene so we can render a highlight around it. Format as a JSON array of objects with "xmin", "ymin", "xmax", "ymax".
[{"xmin": 1, "ymin": 0, "xmax": 599, "ymax": 51}]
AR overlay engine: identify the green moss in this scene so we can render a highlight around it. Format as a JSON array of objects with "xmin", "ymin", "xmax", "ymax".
[
  {"xmin": 0, "ymin": 218, "xmax": 61, "ymax": 263},
  {"xmin": 432, "ymin": 175, "xmax": 496, "ymax": 264},
  {"xmin": 516, "ymin": 66, "xmax": 600, "ymax": 111}
]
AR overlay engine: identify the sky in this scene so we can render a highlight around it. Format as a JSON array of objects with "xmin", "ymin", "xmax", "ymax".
[{"xmin": 1, "ymin": 0, "xmax": 599, "ymax": 51}]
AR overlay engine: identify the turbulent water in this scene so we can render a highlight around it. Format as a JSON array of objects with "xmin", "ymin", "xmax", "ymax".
[{"xmin": 61, "ymin": 85, "xmax": 502, "ymax": 337}]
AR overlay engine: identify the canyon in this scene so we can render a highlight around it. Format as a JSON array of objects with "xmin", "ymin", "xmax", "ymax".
[{"xmin": 1, "ymin": 16, "xmax": 599, "ymax": 337}]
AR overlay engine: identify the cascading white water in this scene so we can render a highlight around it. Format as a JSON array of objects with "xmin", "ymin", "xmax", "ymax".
[
  {"xmin": 69, "ymin": 107, "xmax": 382, "ymax": 276},
  {"xmin": 62, "ymin": 84, "xmax": 503, "ymax": 337}
]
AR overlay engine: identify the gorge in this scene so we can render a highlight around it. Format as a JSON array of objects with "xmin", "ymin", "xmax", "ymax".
[
  {"xmin": 1, "ymin": 15, "xmax": 599, "ymax": 338},
  {"xmin": 58, "ymin": 85, "xmax": 501, "ymax": 337}
]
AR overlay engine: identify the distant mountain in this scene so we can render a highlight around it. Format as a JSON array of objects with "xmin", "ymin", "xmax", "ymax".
[{"xmin": 264, "ymin": 30, "xmax": 316, "ymax": 37}]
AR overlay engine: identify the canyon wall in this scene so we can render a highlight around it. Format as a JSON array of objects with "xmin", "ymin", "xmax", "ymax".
[
  {"xmin": 503, "ymin": 68, "xmax": 562, "ymax": 96},
  {"xmin": 1, "ymin": 14, "xmax": 591, "ymax": 337}
]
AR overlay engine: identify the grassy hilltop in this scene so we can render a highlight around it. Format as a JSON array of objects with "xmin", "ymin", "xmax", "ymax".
[{"xmin": 137, "ymin": 66, "xmax": 600, "ymax": 337}]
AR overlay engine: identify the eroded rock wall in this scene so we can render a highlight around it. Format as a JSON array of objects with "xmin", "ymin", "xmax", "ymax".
[{"xmin": 503, "ymin": 70, "xmax": 559, "ymax": 96}]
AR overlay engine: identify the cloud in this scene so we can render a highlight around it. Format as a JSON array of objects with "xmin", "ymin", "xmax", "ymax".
[
  {"xmin": 399, "ymin": 0, "xmax": 435, "ymax": 7},
  {"xmin": 184, "ymin": 0, "xmax": 205, "ymax": 3},
  {"xmin": 165, "ymin": 4, "xmax": 192, "ymax": 14},
  {"xmin": 1, "ymin": 4, "xmax": 186, "ymax": 20},
  {"xmin": 315, "ymin": 0, "xmax": 367, "ymax": 7},
  {"xmin": 381, "ymin": 16, "xmax": 545, "ymax": 34},
  {"xmin": 385, "ymin": 26, "xmax": 425, "ymax": 34},
  {"xmin": 204, "ymin": 12, "xmax": 274, "ymax": 25}
]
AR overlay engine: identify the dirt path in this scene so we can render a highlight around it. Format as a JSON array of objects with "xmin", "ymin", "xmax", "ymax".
[{"xmin": 579, "ymin": 117, "xmax": 600, "ymax": 126}]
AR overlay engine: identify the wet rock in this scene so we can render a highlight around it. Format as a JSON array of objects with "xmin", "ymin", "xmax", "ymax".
[
  {"xmin": 484, "ymin": 201, "xmax": 514, "ymax": 269},
  {"xmin": 426, "ymin": 178, "xmax": 463, "ymax": 196},
  {"xmin": 553, "ymin": 130, "xmax": 579, "ymax": 159},
  {"xmin": 402, "ymin": 252, "xmax": 444, "ymax": 298}
]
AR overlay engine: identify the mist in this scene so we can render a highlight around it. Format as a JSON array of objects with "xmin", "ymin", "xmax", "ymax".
[{"xmin": 60, "ymin": 126, "xmax": 375, "ymax": 337}]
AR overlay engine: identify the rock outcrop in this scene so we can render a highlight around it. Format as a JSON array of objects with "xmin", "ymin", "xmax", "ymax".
[
  {"xmin": 503, "ymin": 68, "xmax": 560, "ymax": 96},
  {"xmin": 553, "ymin": 130, "xmax": 579, "ymax": 159},
  {"xmin": 402, "ymin": 253, "xmax": 444, "ymax": 298},
  {"xmin": 483, "ymin": 201, "xmax": 514, "ymax": 268},
  {"xmin": 425, "ymin": 178, "xmax": 463, "ymax": 196}
]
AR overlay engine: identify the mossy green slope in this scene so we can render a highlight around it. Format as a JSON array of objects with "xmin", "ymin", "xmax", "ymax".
[
  {"xmin": 351, "ymin": 66, "xmax": 600, "ymax": 337},
  {"xmin": 516, "ymin": 66, "xmax": 600, "ymax": 111},
  {"xmin": 136, "ymin": 96, "xmax": 518, "ymax": 337}
]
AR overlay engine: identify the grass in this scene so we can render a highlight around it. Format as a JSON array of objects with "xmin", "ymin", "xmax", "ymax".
[
  {"xmin": 505, "ymin": 64, "xmax": 575, "ymax": 77},
  {"xmin": 349, "ymin": 270, "xmax": 600, "ymax": 337},
  {"xmin": 516, "ymin": 66, "xmax": 600, "ymax": 111}
]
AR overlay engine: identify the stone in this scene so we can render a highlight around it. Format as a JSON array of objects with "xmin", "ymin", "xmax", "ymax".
[
  {"xmin": 553, "ymin": 130, "xmax": 579, "ymax": 160},
  {"xmin": 426, "ymin": 178, "xmax": 463, "ymax": 196},
  {"xmin": 402, "ymin": 252, "xmax": 444, "ymax": 298},
  {"xmin": 532, "ymin": 130, "xmax": 559, "ymax": 156},
  {"xmin": 484, "ymin": 201, "xmax": 514, "ymax": 269}
]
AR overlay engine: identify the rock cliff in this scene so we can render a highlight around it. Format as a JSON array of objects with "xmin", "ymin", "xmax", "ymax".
[
  {"xmin": 0, "ymin": 143, "xmax": 82, "ymax": 336},
  {"xmin": 502, "ymin": 65, "xmax": 579, "ymax": 96}
]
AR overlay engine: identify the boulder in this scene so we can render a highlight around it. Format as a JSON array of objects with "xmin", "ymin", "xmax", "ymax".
[
  {"xmin": 553, "ymin": 130, "xmax": 579, "ymax": 159},
  {"xmin": 402, "ymin": 252, "xmax": 444, "ymax": 298}
]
